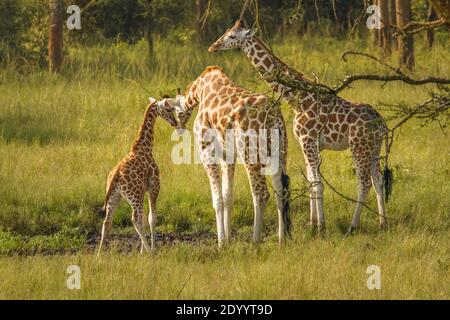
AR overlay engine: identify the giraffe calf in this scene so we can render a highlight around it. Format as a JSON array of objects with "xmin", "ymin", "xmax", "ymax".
[{"xmin": 97, "ymin": 98, "xmax": 180, "ymax": 255}]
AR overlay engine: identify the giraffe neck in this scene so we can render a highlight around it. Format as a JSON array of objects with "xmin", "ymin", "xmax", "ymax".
[
  {"xmin": 131, "ymin": 107, "xmax": 156, "ymax": 155},
  {"xmin": 183, "ymin": 79, "xmax": 201, "ymax": 110},
  {"xmin": 242, "ymin": 36, "xmax": 315, "ymax": 105}
]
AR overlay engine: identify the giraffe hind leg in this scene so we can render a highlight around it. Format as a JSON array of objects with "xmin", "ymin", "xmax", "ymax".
[
  {"xmin": 346, "ymin": 146, "xmax": 372, "ymax": 237},
  {"xmin": 125, "ymin": 194, "xmax": 151, "ymax": 253},
  {"xmin": 271, "ymin": 168, "xmax": 288, "ymax": 244},
  {"xmin": 148, "ymin": 177, "xmax": 160, "ymax": 251},
  {"xmin": 244, "ymin": 164, "xmax": 269, "ymax": 244},
  {"xmin": 97, "ymin": 187, "xmax": 121, "ymax": 256},
  {"xmin": 206, "ymin": 163, "xmax": 225, "ymax": 247},
  {"xmin": 305, "ymin": 160, "xmax": 324, "ymax": 234},
  {"xmin": 221, "ymin": 163, "xmax": 235, "ymax": 242},
  {"xmin": 370, "ymin": 144, "xmax": 388, "ymax": 230}
]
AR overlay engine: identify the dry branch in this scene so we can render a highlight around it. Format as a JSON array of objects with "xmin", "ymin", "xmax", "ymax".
[
  {"xmin": 333, "ymin": 51, "xmax": 450, "ymax": 93},
  {"xmin": 392, "ymin": 17, "xmax": 447, "ymax": 38}
]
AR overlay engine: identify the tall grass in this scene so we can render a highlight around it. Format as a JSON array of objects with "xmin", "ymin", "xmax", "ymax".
[{"xmin": 0, "ymin": 35, "xmax": 448, "ymax": 298}]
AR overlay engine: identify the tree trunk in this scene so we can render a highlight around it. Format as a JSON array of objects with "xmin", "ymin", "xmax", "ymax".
[
  {"xmin": 144, "ymin": 0, "xmax": 154, "ymax": 59},
  {"xmin": 48, "ymin": 0, "xmax": 64, "ymax": 73},
  {"xmin": 429, "ymin": 0, "xmax": 450, "ymax": 22},
  {"xmin": 196, "ymin": 0, "xmax": 206, "ymax": 43},
  {"xmin": 371, "ymin": 0, "xmax": 380, "ymax": 46},
  {"xmin": 426, "ymin": 1, "xmax": 438, "ymax": 48},
  {"xmin": 388, "ymin": 0, "xmax": 397, "ymax": 50},
  {"xmin": 379, "ymin": 0, "xmax": 391, "ymax": 55},
  {"xmin": 396, "ymin": 0, "xmax": 414, "ymax": 70}
]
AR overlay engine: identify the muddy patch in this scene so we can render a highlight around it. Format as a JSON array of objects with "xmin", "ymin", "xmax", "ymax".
[{"xmin": 87, "ymin": 231, "xmax": 218, "ymax": 253}]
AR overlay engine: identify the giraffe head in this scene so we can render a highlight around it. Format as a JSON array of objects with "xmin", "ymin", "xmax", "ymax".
[
  {"xmin": 208, "ymin": 20, "xmax": 256, "ymax": 52},
  {"xmin": 148, "ymin": 97, "xmax": 178, "ymax": 128},
  {"xmin": 156, "ymin": 89, "xmax": 193, "ymax": 134}
]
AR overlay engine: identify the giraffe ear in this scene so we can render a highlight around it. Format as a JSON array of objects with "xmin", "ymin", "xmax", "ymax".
[
  {"xmin": 234, "ymin": 19, "xmax": 242, "ymax": 29},
  {"xmin": 245, "ymin": 28, "xmax": 257, "ymax": 37}
]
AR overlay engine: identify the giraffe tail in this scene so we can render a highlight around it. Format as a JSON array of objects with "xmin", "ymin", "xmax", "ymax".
[
  {"xmin": 276, "ymin": 116, "xmax": 291, "ymax": 238},
  {"xmin": 281, "ymin": 169, "xmax": 292, "ymax": 237},
  {"xmin": 383, "ymin": 132, "xmax": 393, "ymax": 203},
  {"xmin": 100, "ymin": 168, "xmax": 120, "ymax": 216}
]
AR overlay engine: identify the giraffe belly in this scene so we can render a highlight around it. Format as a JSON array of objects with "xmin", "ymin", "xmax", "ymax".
[{"xmin": 319, "ymin": 132, "xmax": 349, "ymax": 151}]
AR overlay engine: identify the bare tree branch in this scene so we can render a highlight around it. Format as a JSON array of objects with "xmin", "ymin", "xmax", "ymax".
[
  {"xmin": 333, "ymin": 51, "xmax": 450, "ymax": 93},
  {"xmin": 392, "ymin": 17, "xmax": 447, "ymax": 37},
  {"xmin": 199, "ymin": 0, "xmax": 212, "ymax": 30}
]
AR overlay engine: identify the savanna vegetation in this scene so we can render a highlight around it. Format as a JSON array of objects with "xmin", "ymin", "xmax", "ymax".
[{"xmin": 0, "ymin": 0, "xmax": 448, "ymax": 299}]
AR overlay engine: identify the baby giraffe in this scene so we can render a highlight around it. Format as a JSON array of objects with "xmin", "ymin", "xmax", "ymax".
[{"xmin": 97, "ymin": 98, "xmax": 179, "ymax": 255}]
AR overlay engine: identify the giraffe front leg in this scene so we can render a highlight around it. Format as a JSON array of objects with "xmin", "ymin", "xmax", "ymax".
[{"xmin": 221, "ymin": 163, "xmax": 235, "ymax": 242}]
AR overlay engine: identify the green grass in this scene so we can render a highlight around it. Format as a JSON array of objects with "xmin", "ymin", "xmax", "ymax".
[
  {"xmin": 0, "ymin": 234, "xmax": 448, "ymax": 299},
  {"xmin": 0, "ymin": 34, "xmax": 449, "ymax": 299}
]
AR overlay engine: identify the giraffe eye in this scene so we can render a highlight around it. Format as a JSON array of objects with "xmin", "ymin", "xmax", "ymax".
[{"xmin": 228, "ymin": 35, "xmax": 236, "ymax": 39}]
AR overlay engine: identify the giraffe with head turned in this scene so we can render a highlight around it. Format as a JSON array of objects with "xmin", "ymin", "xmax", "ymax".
[
  {"xmin": 97, "ymin": 98, "xmax": 180, "ymax": 255},
  {"xmin": 161, "ymin": 66, "xmax": 291, "ymax": 246},
  {"xmin": 208, "ymin": 20, "xmax": 390, "ymax": 235}
]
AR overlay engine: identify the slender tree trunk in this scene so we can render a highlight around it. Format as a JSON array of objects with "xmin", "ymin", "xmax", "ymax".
[
  {"xmin": 196, "ymin": 0, "xmax": 206, "ymax": 43},
  {"xmin": 48, "ymin": 0, "xmax": 64, "ymax": 73},
  {"xmin": 396, "ymin": 0, "xmax": 414, "ymax": 70},
  {"xmin": 372, "ymin": 0, "xmax": 380, "ymax": 46},
  {"xmin": 426, "ymin": 1, "xmax": 438, "ymax": 48},
  {"xmin": 379, "ymin": 0, "xmax": 391, "ymax": 55},
  {"xmin": 144, "ymin": 0, "xmax": 154, "ymax": 59},
  {"xmin": 388, "ymin": 0, "xmax": 397, "ymax": 50}
]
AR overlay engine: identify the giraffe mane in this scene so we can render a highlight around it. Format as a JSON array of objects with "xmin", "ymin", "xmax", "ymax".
[
  {"xmin": 131, "ymin": 102, "xmax": 157, "ymax": 151},
  {"xmin": 184, "ymin": 66, "xmax": 225, "ymax": 96},
  {"xmin": 184, "ymin": 82, "xmax": 194, "ymax": 96},
  {"xmin": 252, "ymin": 36, "xmax": 312, "ymax": 83},
  {"xmin": 200, "ymin": 65, "xmax": 224, "ymax": 77}
]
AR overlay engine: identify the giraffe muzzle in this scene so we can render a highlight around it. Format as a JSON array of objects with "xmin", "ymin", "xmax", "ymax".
[{"xmin": 208, "ymin": 45, "xmax": 218, "ymax": 53}]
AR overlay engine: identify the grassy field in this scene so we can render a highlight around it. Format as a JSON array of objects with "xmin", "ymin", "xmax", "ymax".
[{"xmin": 0, "ymin": 35, "xmax": 449, "ymax": 299}]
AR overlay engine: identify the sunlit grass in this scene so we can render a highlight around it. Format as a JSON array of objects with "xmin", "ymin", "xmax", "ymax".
[
  {"xmin": 0, "ymin": 232, "xmax": 447, "ymax": 299},
  {"xmin": 0, "ymin": 35, "xmax": 448, "ymax": 299}
]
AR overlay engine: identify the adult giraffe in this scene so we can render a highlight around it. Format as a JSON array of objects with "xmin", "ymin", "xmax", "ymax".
[
  {"xmin": 161, "ymin": 66, "xmax": 290, "ymax": 246},
  {"xmin": 208, "ymin": 20, "xmax": 390, "ymax": 235}
]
